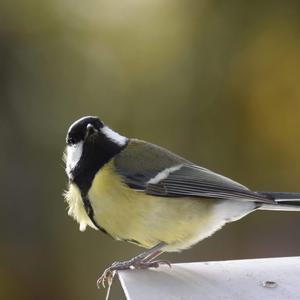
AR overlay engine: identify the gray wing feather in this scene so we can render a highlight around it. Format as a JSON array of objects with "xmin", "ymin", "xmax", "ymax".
[
  {"xmin": 114, "ymin": 139, "xmax": 273, "ymax": 204},
  {"xmin": 146, "ymin": 165, "xmax": 270, "ymax": 202}
]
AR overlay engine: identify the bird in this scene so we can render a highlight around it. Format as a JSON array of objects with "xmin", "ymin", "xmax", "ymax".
[{"xmin": 64, "ymin": 115, "xmax": 300, "ymax": 287}]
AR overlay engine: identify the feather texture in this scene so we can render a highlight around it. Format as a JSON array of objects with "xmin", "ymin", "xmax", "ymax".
[{"xmin": 114, "ymin": 139, "xmax": 274, "ymax": 204}]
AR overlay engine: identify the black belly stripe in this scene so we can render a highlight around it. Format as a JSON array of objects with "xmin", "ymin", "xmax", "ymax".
[
  {"xmin": 70, "ymin": 134, "xmax": 128, "ymax": 239},
  {"xmin": 81, "ymin": 194, "xmax": 110, "ymax": 236}
]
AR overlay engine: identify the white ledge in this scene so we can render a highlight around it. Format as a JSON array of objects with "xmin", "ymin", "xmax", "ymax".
[{"xmin": 119, "ymin": 256, "xmax": 300, "ymax": 300}]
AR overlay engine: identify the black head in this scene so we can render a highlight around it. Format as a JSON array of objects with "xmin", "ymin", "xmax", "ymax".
[
  {"xmin": 65, "ymin": 116, "xmax": 128, "ymax": 195},
  {"xmin": 66, "ymin": 116, "xmax": 104, "ymax": 145}
]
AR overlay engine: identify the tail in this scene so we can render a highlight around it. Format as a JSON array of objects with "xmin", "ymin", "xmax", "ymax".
[{"xmin": 257, "ymin": 192, "xmax": 300, "ymax": 211}]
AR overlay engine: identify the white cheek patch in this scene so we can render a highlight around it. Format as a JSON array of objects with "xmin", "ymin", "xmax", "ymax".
[
  {"xmin": 65, "ymin": 141, "xmax": 83, "ymax": 177},
  {"xmin": 101, "ymin": 126, "xmax": 128, "ymax": 146}
]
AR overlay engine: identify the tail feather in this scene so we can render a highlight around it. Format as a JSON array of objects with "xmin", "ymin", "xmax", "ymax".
[{"xmin": 257, "ymin": 192, "xmax": 300, "ymax": 211}]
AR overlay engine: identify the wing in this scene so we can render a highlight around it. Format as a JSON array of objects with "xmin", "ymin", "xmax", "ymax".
[
  {"xmin": 146, "ymin": 164, "xmax": 272, "ymax": 202},
  {"xmin": 114, "ymin": 139, "xmax": 274, "ymax": 204},
  {"xmin": 114, "ymin": 139, "xmax": 188, "ymax": 190}
]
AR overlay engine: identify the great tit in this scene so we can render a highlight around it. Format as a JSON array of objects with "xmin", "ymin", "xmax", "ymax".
[{"xmin": 64, "ymin": 116, "xmax": 300, "ymax": 287}]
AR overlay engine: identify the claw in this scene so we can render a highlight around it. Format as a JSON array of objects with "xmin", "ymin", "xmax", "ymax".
[
  {"xmin": 97, "ymin": 267, "xmax": 116, "ymax": 289},
  {"xmin": 148, "ymin": 259, "xmax": 172, "ymax": 268},
  {"xmin": 97, "ymin": 259, "xmax": 172, "ymax": 288},
  {"xmin": 97, "ymin": 243, "xmax": 168, "ymax": 290},
  {"xmin": 131, "ymin": 259, "xmax": 171, "ymax": 270}
]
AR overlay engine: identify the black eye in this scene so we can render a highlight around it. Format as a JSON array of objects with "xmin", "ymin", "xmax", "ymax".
[{"xmin": 67, "ymin": 137, "xmax": 76, "ymax": 145}]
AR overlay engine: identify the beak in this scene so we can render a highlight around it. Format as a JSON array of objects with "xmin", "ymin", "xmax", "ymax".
[{"xmin": 85, "ymin": 123, "xmax": 98, "ymax": 139}]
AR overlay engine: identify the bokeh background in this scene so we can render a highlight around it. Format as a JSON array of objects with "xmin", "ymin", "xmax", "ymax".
[{"xmin": 1, "ymin": 0, "xmax": 300, "ymax": 299}]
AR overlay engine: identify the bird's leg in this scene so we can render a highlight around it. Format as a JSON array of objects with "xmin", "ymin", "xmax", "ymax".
[
  {"xmin": 97, "ymin": 242, "xmax": 169, "ymax": 288},
  {"xmin": 140, "ymin": 249, "xmax": 171, "ymax": 269}
]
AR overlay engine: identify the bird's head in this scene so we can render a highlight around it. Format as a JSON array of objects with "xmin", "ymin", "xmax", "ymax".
[{"xmin": 65, "ymin": 116, "xmax": 127, "ymax": 181}]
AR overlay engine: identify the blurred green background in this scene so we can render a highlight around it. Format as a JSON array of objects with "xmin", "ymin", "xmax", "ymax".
[{"xmin": 1, "ymin": 0, "xmax": 300, "ymax": 299}]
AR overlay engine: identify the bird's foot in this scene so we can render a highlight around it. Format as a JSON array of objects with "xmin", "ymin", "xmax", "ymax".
[{"xmin": 97, "ymin": 258, "xmax": 171, "ymax": 288}]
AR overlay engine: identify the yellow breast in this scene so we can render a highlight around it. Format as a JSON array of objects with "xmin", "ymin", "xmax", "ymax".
[
  {"xmin": 65, "ymin": 161, "xmax": 255, "ymax": 251},
  {"xmin": 85, "ymin": 161, "xmax": 223, "ymax": 252}
]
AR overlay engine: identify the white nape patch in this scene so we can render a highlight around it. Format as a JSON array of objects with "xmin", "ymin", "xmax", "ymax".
[
  {"xmin": 65, "ymin": 141, "xmax": 83, "ymax": 178},
  {"xmin": 101, "ymin": 125, "xmax": 128, "ymax": 146},
  {"xmin": 147, "ymin": 165, "xmax": 183, "ymax": 185}
]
